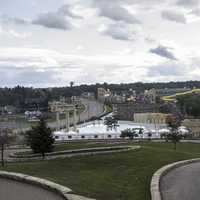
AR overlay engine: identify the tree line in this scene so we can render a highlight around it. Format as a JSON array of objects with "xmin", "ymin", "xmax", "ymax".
[
  {"xmin": 177, "ymin": 93, "xmax": 200, "ymax": 117},
  {"xmin": 0, "ymin": 80, "xmax": 200, "ymax": 109}
]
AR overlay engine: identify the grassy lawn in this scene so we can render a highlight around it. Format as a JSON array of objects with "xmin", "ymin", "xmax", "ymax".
[{"xmin": 1, "ymin": 142, "xmax": 200, "ymax": 200}]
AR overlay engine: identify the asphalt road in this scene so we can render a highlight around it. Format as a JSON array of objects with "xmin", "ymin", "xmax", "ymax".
[
  {"xmin": 161, "ymin": 162, "xmax": 200, "ymax": 200},
  {"xmin": 0, "ymin": 177, "xmax": 65, "ymax": 200}
]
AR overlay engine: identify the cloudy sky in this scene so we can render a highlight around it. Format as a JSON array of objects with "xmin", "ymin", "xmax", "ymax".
[{"xmin": 0, "ymin": 0, "xmax": 200, "ymax": 87}]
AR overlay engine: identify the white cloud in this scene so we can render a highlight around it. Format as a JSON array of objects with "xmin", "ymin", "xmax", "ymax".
[
  {"xmin": 58, "ymin": 4, "xmax": 83, "ymax": 19},
  {"xmin": 8, "ymin": 30, "xmax": 32, "ymax": 39},
  {"xmin": 0, "ymin": 45, "xmax": 200, "ymax": 86},
  {"xmin": 162, "ymin": 9, "xmax": 186, "ymax": 23},
  {"xmin": 148, "ymin": 61, "xmax": 185, "ymax": 77},
  {"xmin": 1, "ymin": 1, "xmax": 200, "ymax": 86},
  {"xmin": 0, "ymin": 26, "xmax": 31, "ymax": 39}
]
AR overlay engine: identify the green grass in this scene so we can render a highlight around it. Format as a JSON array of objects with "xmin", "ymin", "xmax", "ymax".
[
  {"xmin": 54, "ymin": 141, "xmax": 132, "ymax": 151},
  {"xmin": 15, "ymin": 141, "xmax": 132, "ymax": 155},
  {"xmin": 1, "ymin": 142, "xmax": 200, "ymax": 200}
]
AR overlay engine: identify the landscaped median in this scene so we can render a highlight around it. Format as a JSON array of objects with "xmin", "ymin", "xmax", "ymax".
[
  {"xmin": 0, "ymin": 170, "xmax": 94, "ymax": 200},
  {"xmin": 151, "ymin": 158, "xmax": 200, "ymax": 200},
  {"xmin": 8, "ymin": 145, "xmax": 141, "ymax": 162}
]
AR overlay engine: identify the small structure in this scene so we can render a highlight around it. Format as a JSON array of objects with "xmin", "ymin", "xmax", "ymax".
[
  {"xmin": 182, "ymin": 119, "xmax": 200, "ymax": 138},
  {"xmin": 49, "ymin": 101, "xmax": 78, "ymax": 131}
]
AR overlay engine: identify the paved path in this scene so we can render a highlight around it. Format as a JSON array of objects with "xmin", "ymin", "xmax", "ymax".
[
  {"xmin": 161, "ymin": 162, "xmax": 200, "ymax": 200},
  {"xmin": 0, "ymin": 177, "xmax": 65, "ymax": 200}
]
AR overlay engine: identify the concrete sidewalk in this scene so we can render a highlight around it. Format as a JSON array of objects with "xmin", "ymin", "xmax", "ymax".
[{"xmin": 0, "ymin": 177, "xmax": 65, "ymax": 200}]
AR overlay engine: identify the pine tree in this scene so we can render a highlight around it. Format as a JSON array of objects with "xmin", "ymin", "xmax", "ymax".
[{"xmin": 26, "ymin": 119, "xmax": 55, "ymax": 158}]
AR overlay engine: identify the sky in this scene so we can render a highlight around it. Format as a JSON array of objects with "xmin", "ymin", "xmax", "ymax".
[{"xmin": 0, "ymin": 0, "xmax": 200, "ymax": 87}]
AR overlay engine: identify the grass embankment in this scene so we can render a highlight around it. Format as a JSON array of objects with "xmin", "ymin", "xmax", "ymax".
[
  {"xmin": 54, "ymin": 141, "xmax": 131, "ymax": 152},
  {"xmin": 104, "ymin": 104, "xmax": 113, "ymax": 113},
  {"xmin": 15, "ymin": 141, "xmax": 132, "ymax": 155},
  {"xmin": 162, "ymin": 88, "xmax": 200, "ymax": 102},
  {"xmin": 1, "ymin": 142, "xmax": 200, "ymax": 200}
]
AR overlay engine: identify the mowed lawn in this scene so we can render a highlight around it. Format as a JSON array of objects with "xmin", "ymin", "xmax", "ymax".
[{"xmin": 1, "ymin": 142, "xmax": 200, "ymax": 200}]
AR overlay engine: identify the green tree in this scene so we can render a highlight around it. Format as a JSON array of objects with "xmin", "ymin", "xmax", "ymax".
[
  {"xmin": 104, "ymin": 116, "xmax": 118, "ymax": 130},
  {"xmin": 120, "ymin": 128, "xmax": 136, "ymax": 140},
  {"xmin": 148, "ymin": 132, "xmax": 152, "ymax": 141},
  {"xmin": 26, "ymin": 119, "xmax": 55, "ymax": 158},
  {"xmin": 177, "ymin": 94, "xmax": 200, "ymax": 117}
]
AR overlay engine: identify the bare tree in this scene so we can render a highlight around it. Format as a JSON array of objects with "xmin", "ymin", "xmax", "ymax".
[
  {"xmin": 166, "ymin": 115, "xmax": 182, "ymax": 150},
  {"xmin": 0, "ymin": 128, "xmax": 10, "ymax": 167}
]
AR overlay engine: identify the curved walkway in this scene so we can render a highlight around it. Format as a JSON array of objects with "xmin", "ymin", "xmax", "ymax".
[
  {"xmin": 0, "ymin": 177, "xmax": 65, "ymax": 200},
  {"xmin": 161, "ymin": 161, "xmax": 200, "ymax": 200}
]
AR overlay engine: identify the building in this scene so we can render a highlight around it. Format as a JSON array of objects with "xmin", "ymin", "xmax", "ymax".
[
  {"xmin": 144, "ymin": 88, "xmax": 157, "ymax": 103},
  {"xmin": 134, "ymin": 113, "xmax": 172, "ymax": 124},
  {"xmin": 71, "ymin": 96, "xmax": 82, "ymax": 106},
  {"xmin": 113, "ymin": 102, "xmax": 159, "ymax": 120},
  {"xmin": 97, "ymin": 88, "xmax": 111, "ymax": 102},
  {"xmin": 81, "ymin": 92, "xmax": 95, "ymax": 100},
  {"xmin": 106, "ymin": 94, "xmax": 126, "ymax": 104}
]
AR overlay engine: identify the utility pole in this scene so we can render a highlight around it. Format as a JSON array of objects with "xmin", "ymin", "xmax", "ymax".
[
  {"xmin": 87, "ymin": 103, "xmax": 90, "ymax": 119},
  {"xmin": 1, "ymin": 143, "xmax": 4, "ymax": 167}
]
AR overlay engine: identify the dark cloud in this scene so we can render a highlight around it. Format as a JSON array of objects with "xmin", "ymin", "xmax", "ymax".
[
  {"xmin": 32, "ymin": 4, "xmax": 82, "ymax": 30},
  {"xmin": 162, "ymin": 10, "xmax": 186, "ymax": 23},
  {"xmin": 150, "ymin": 45, "xmax": 177, "ymax": 60},
  {"xmin": 176, "ymin": 0, "xmax": 199, "ymax": 8},
  {"xmin": 93, "ymin": 1, "xmax": 141, "ymax": 24},
  {"xmin": 100, "ymin": 22, "xmax": 136, "ymax": 41},
  {"xmin": 32, "ymin": 12, "xmax": 73, "ymax": 30},
  {"xmin": 190, "ymin": 8, "xmax": 200, "ymax": 16},
  {"xmin": 0, "ymin": 15, "xmax": 29, "ymax": 25}
]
